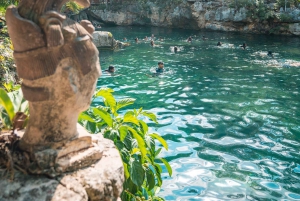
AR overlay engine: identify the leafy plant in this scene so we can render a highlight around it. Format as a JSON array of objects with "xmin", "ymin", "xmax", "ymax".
[
  {"xmin": 0, "ymin": 87, "xmax": 28, "ymax": 130},
  {"xmin": 61, "ymin": 1, "xmax": 83, "ymax": 15},
  {"xmin": 78, "ymin": 88, "xmax": 172, "ymax": 201}
]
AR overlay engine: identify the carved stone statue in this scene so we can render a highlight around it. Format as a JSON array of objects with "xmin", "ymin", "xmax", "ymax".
[{"xmin": 5, "ymin": 0, "xmax": 103, "ymax": 175}]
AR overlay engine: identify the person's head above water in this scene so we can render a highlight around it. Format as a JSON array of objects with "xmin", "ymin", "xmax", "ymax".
[
  {"xmin": 150, "ymin": 40, "xmax": 154, "ymax": 46},
  {"xmin": 240, "ymin": 43, "xmax": 247, "ymax": 49},
  {"xmin": 106, "ymin": 65, "xmax": 115, "ymax": 73},
  {"xmin": 158, "ymin": 61, "xmax": 164, "ymax": 69},
  {"xmin": 267, "ymin": 51, "xmax": 273, "ymax": 57},
  {"xmin": 174, "ymin": 46, "xmax": 178, "ymax": 53},
  {"xmin": 217, "ymin": 41, "xmax": 222, "ymax": 46}
]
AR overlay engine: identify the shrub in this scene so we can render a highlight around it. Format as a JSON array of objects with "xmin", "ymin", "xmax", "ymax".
[{"xmin": 78, "ymin": 88, "xmax": 172, "ymax": 201}]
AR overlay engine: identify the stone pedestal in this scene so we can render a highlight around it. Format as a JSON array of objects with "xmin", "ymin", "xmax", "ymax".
[{"xmin": 0, "ymin": 134, "xmax": 124, "ymax": 201}]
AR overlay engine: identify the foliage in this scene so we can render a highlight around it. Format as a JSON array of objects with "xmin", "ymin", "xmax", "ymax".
[
  {"xmin": 276, "ymin": 0, "xmax": 300, "ymax": 9},
  {"xmin": 0, "ymin": 87, "xmax": 28, "ymax": 130},
  {"xmin": 78, "ymin": 88, "xmax": 172, "ymax": 201},
  {"xmin": 0, "ymin": 32, "xmax": 18, "ymax": 87},
  {"xmin": 249, "ymin": 0, "xmax": 277, "ymax": 21},
  {"xmin": 277, "ymin": 12, "xmax": 293, "ymax": 21},
  {"xmin": 61, "ymin": 1, "xmax": 83, "ymax": 15}
]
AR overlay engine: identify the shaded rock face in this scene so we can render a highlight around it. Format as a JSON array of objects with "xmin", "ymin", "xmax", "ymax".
[
  {"xmin": 89, "ymin": 0, "xmax": 300, "ymax": 35},
  {"xmin": 0, "ymin": 135, "xmax": 124, "ymax": 201}
]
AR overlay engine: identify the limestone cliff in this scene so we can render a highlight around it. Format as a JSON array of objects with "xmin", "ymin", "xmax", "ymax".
[{"xmin": 83, "ymin": 0, "xmax": 300, "ymax": 35}]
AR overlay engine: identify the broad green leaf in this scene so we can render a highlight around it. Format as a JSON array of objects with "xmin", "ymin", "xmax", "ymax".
[
  {"xmin": 141, "ymin": 111, "xmax": 158, "ymax": 123},
  {"xmin": 145, "ymin": 135, "xmax": 155, "ymax": 154},
  {"xmin": 158, "ymin": 158, "xmax": 172, "ymax": 177},
  {"xmin": 123, "ymin": 162, "xmax": 130, "ymax": 179},
  {"xmin": 146, "ymin": 167, "xmax": 155, "ymax": 190},
  {"xmin": 131, "ymin": 148, "xmax": 140, "ymax": 155},
  {"xmin": 92, "ymin": 108, "xmax": 113, "ymax": 127},
  {"xmin": 123, "ymin": 111, "xmax": 139, "ymax": 125},
  {"xmin": 127, "ymin": 127, "xmax": 147, "ymax": 158},
  {"xmin": 155, "ymin": 148, "xmax": 162, "ymax": 157},
  {"xmin": 118, "ymin": 126, "xmax": 128, "ymax": 141},
  {"xmin": 0, "ymin": 88, "xmax": 14, "ymax": 124},
  {"xmin": 78, "ymin": 112, "xmax": 96, "ymax": 123},
  {"xmin": 95, "ymin": 89, "xmax": 116, "ymax": 108},
  {"xmin": 130, "ymin": 159, "xmax": 145, "ymax": 186},
  {"xmin": 154, "ymin": 164, "xmax": 162, "ymax": 186},
  {"xmin": 139, "ymin": 120, "xmax": 148, "ymax": 135},
  {"xmin": 116, "ymin": 98, "xmax": 135, "ymax": 111},
  {"xmin": 149, "ymin": 133, "xmax": 168, "ymax": 151}
]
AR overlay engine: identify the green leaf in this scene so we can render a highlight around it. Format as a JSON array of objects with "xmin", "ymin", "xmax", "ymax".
[
  {"xmin": 141, "ymin": 111, "xmax": 158, "ymax": 123},
  {"xmin": 127, "ymin": 127, "xmax": 147, "ymax": 158},
  {"xmin": 116, "ymin": 98, "xmax": 135, "ymax": 111},
  {"xmin": 149, "ymin": 133, "xmax": 168, "ymax": 151},
  {"xmin": 146, "ymin": 167, "xmax": 155, "ymax": 190},
  {"xmin": 95, "ymin": 88, "xmax": 116, "ymax": 108},
  {"xmin": 139, "ymin": 120, "xmax": 148, "ymax": 135},
  {"xmin": 130, "ymin": 159, "xmax": 145, "ymax": 186},
  {"xmin": 158, "ymin": 158, "xmax": 172, "ymax": 177},
  {"xmin": 154, "ymin": 164, "xmax": 162, "ymax": 186},
  {"xmin": 155, "ymin": 148, "xmax": 162, "ymax": 157},
  {"xmin": 119, "ymin": 126, "xmax": 128, "ymax": 141},
  {"xmin": 123, "ymin": 111, "xmax": 139, "ymax": 125},
  {"xmin": 123, "ymin": 162, "xmax": 130, "ymax": 179},
  {"xmin": 0, "ymin": 88, "xmax": 14, "ymax": 124},
  {"xmin": 78, "ymin": 112, "xmax": 96, "ymax": 123},
  {"xmin": 92, "ymin": 107, "xmax": 113, "ymax": 127}
]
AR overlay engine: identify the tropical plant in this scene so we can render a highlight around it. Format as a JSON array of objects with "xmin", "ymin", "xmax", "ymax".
[
  {"xmin": 61, "ymin": 1, "xmax": 83, "ymax": 15},
  {"xmin": 0, "ymin": 87, "xmax": 28, "ymax": 130},
  {"xmin": 78, "ymin": 88, "xmax": 172, "ymax": 201}
]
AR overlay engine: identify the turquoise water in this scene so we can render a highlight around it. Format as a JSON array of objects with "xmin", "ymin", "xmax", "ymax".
[{"xmin": 96, "ymin": 26, "xmax": 300, "ymax": 201}]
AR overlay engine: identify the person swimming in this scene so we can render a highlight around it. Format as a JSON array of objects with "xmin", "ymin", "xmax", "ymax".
[
  {"xmin": 187, "ymin": 36, "xmax": 192, "ymax": 43},
  {"xmin": 156, "ymin": 61, "xmax": 164, "ymax": 73},
  {"xmin": 105, "ymin": 65, "xmax": 115, "ymax": 73},
  {"xmin": 217, "ymin": 41, "xmax": 222, "ymax": 46},
  {"xmin": 240, "ymin": 43, "xmax": 247, "ymax": 50},
  {"xmin": 202, "ymin": 36, "xmax": 208, "ymax": 40},
  {"xmin": 135, "ymin": 37, "xmax": 139, "ymax": 42},
  {"xmin": 174, "ymin": 46, "xmax": 178, "ymax": 53},
  {"xmin": 150, "ymin": 40, "xmax": 154, "ymax": 47},
  {"xmin": 267, "ymin": 51, "xmax": 274, "ymax": 58}
]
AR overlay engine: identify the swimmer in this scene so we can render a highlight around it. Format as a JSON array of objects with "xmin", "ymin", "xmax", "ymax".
[
  {"xmin": 187, "ymin": 36, "xmax": 192, "ymax": 43},
  {"xmin": 202, "ymin": 36, "xmax": 208, "ymax": 40},
  {"xmin": 144, "ymin": 36, "xmax": 148, "ymax": 41},
  {"xmin": 174, "ymin": 46, "xmax": 178, "ymax": 53},
  {"xmin": 150, "ymin": 40, "xmax": 154, "ymax": 47},
  {"xmin": 105, "ymin": 65, "xmax": 115, "ymax": 73},
  {"xmin": 123, "ymin": 37, "xmax": 127, "ymax": 41},
  {"xmin": 156, "ymin": 61, "xmax": 164, "ymax": 73},
  {"xmin": 151, "ymin": 34, "xmax": 155, "ymax": 40},
  {"xmin": 240, "ymin": 43, "xmax": 247, "ymax": 50},
  {"xmin": 135, "ymin": 37, "xmax": 139, "ymax": 43},
  {"xmin": 145, "ymin": 61, "xmax": 165, "ymax": 77},
  {"xmin": 217, "ymin": 41, "xmax": 222, "ymax": 46},
  {"xmin": 267, "ymin": 51, "xmax": 274, "ymax": 58}
]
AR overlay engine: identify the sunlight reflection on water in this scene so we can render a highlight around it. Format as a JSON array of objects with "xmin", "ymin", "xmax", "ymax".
[{"xmin": 98, "ymin": 26, "xmax": 300, "ymax": 200}]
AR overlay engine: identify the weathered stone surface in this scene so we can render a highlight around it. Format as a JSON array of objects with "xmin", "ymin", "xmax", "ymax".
[
  {"xmin": 0, "ymin": 135, "xmax": 124, "ymax": 201},
  {"xmin": 289, "ymin": 23, "xmax": 300, "ymax": 35},
  {"xmin": 88, "ymin": 1, "xmax": 300, "ymax": 35},
  {"xmin": 92, "ymin": 31, "xmax": 128, "ymax": 49},
  {"xmin": 6, "ymin": 0, "xmax": 101, "ymax": 155}
]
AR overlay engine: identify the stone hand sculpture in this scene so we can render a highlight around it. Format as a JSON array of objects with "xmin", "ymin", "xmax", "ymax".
[{"xmin": 5, "ymin": 0, "xmax": 102, "ymax": 175}]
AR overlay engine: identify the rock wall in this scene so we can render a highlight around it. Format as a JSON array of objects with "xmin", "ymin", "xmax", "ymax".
[{"xmin": 87, "ymin": 0, "xmax": 300, "ymax": 35}]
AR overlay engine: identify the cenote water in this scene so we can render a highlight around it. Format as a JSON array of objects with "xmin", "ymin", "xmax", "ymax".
[{"xmin": 96, "ymin": 26, "xmax": 300, "ymax": 200}]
